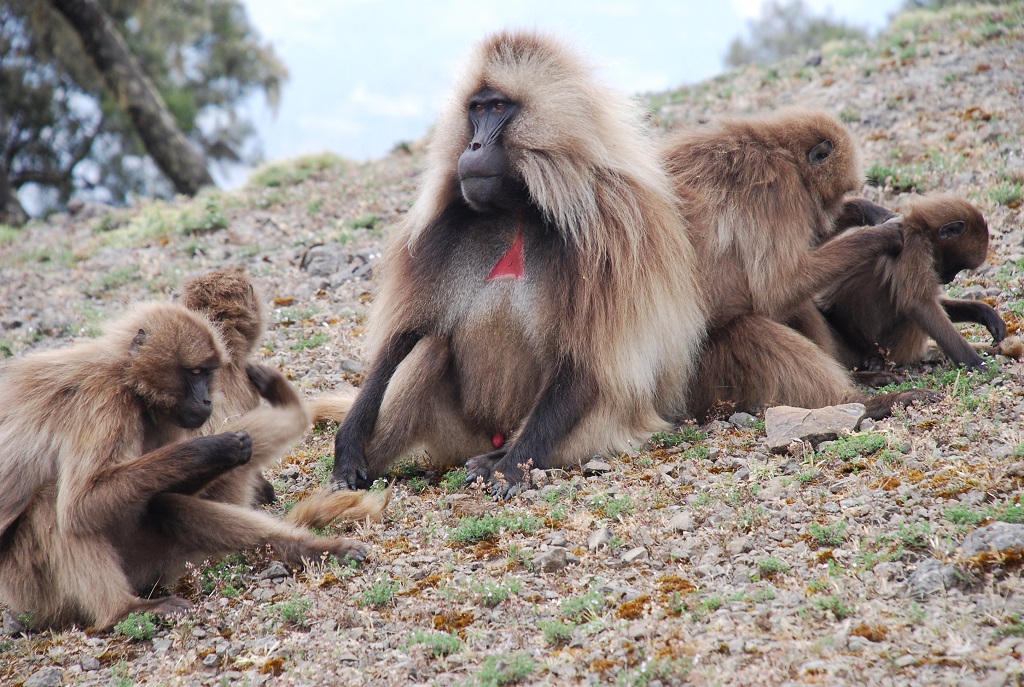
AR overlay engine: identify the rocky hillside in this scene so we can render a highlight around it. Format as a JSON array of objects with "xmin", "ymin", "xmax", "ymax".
[{"xmin": 2, "ymin": 4, "xmax": 1023, "ymax": 686}]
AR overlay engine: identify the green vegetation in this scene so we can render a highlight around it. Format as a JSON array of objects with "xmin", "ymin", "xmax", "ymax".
[
  {"xmin": 249, "ymin": 153, "xmax": 348, "ymax": 188},
  {"xmin": 473, "ymin": 578, "xmax": 523, "ymax": 607},
  {"xmin": 470, "ymin": 652, "xmax": 535, "ymax": 687},
  {"xmin": 650, "ymin": 426, "xmax": 706, "ymax": 447},
  {"xmin": 450, "ymin": 514, "xmax": 541, "ymax": 544},
  {"xmin": 593, "ymin": 493, "xmax": 636, "ymax": 519},
  {"xmin": 818, "ymin": 434, "xmax": 887, "ymax": 461},
  {"xmin": 405, "ymin": 629, "xmax": 462, "ymax": 657},
  {"xmin": 361, "ymin": 577, "xmax": 400, "ymax": 608},
  {"xmin": 866, "ymin": 162, "xmax": 925, "ymax": 192},
  {"xmin": 813, "ymin": 595, "xmax": 855, "ymax": 620},
  {"xmin": 290, "ymin": 332, "xmax": 330, "ymax": 351},
  {"xmin": 178, "ymin": 195, "xmax": 228, "ymax": 235},
  {"xmin": 269, "ymin": 598, "xmax": 312, "ymax": 626},
  {"xmin": 562, "ymin": 591, "xmax": 606, "ymax": 622},
  {"xmin": 809, "ymin": 522, "xmax": 847, "ymax": 547},
  {"xmin": 441, "ymin": 468, "xmax": 469, "ymax": 494},
  {"xmin": 538, "ymin": 619, "xmax": 574, "ymax": 646},
  {"xmin": 114, "ymin": 612, "xmax": 158, "ymax": 641},
  {"xmin": 757, "ymin": 557, "xmax": 791, "ymax": 578},
  {"xmin": 990, "ymin": 181, "xmax": 1024, "ymax": 208}
]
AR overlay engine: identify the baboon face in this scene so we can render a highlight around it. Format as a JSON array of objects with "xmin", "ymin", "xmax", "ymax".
[
  {"xmin": 935, "ymin": 211, "xmax": 989, "ymax": 284},
  {"xmin": 457, "ymin": 87, "xmax": 525, "ymax": 212},
  {"xmin": 176, "ymin": 366, "xmax": 217, "ymax": 429}
]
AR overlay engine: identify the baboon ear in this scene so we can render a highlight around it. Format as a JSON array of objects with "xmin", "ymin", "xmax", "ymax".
[
  {"xmin": 130, "ymin": 329, "xmax": 148, "ymax": 357},
  {"xmin": 938, "ymin": 220, "xmax": 966, "ymax": 240},
  {"xmin": 807, "ymin": 139, "xmax": 833, "ymax": 166}
]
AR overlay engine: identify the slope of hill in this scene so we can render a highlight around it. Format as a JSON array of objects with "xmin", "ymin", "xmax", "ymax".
[{"xmin": 2, "ymin": 4, "xmax": 1023, "ymax": 686}]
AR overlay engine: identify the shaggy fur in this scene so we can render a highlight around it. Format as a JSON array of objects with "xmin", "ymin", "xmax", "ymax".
[
  {"xmin": 819, "ymin": 195, "xmax": 1006, "ymax": 370},
  {"xmin": 0, "ymin": 303, "xmax": 367, "ymax": 630},
  {"xmin": 662, "ymin": 108, "xmax": 921, "ymax": 417},
  {"xmin": 332, "ymin": 30, "xmax": 707, "ymax": 491}
]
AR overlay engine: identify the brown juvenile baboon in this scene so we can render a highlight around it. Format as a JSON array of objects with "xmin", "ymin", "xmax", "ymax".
[
  {"xmin": 331, "ymin": 30, "xmax": 707, "ymax": 496},
  {"xmin": 0, "ymin": 302, "xmax": 367, "ymax": 630},
  {"xmin": 181, "ymin": 268, "xmax": 358, "ymax": 506},
  {"xmin": 817, "ymin": 195, "xmax": 1008, "ymax": 374},
  {"xmin": 662, "ymin": 109, "xmax": 931, "ymax": 418}
]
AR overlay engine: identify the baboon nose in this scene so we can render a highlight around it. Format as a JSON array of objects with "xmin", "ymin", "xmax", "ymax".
[{"xmin": 471, "ymin": 142, "xmax": 482, "ymax": 151}]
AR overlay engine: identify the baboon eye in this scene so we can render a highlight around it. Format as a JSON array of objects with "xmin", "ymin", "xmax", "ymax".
[
  {"xmin": 808, "ymin": 140, "xmax": 834, "ymax": 166},
  {"xmin": 938, "ymin": 220, "xmax": 966, "ymax": 239},
  {"xmin": 473, "ymin": 104, "xmax": 485, "ymax": 114},
  {"xmin": 189, "ymin": 368, "xmax": 204, "ymax": 376},
  {"xmin": 494, "ymin": 101, "xmax": 506, "ymax": 113}
]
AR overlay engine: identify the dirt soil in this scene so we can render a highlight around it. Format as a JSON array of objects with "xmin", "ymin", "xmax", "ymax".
[{"xmin": 1, "ymin": 4, "xmax": 1023, "ymax": 686}]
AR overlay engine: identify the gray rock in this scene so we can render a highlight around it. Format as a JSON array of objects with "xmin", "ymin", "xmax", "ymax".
[
  {"xmin": 257, "ymin": 561, "xmax": 290, "ymax": 580},
  {"xmin": 666, "ymin": 511, "xmax": 695, "ymax": 532},
  {"xmin": 340, "ymin": 358, "xmax": 365, "ymax": 374},
  {"xmin": 300, "ymin": 242, "xmax": 350, "ymax": 277},
  {"xmin": 549, "ymin": 531, "xmax": 567, "ymax": 548},
  {"xmin": 960, "ymin": 522, "xmax": 1024, "ymax": 557},
  {"xmin": 582, "ymin": 459, "xmax": 613, "ymax": 475},
  {"xmin": 907, "ymin": 559, "xmax": 958, "ymax": 597},
  {"xmin": 25, "ymin": 668, "xmax": 63, "ymax": 687},
  {"xmin": 728, "ymin": 412, "xmax": 758, "ymax": 428},
  {"xmin": 81, "ymin": 657, "xmax": 100, "ymax": 671},
  {"xmin": 535, "ymin": 547, "xmax": 568, "ymax": 572},
  {"xmin": 2, "ymin": 611, "xmax": 25, "ymax": 636},
  {"xmin": 894, "ymin": 655, "xmax": 918, "ymax": 668},
  {"xmin": 621, "ymin": 547, "xmax": 649, "ymax": 564},
  {"xmin": 726, "ymin": 536, "xmax": 751, "ymax": 555},
  {"xmin": 765, "ymin": 404, "xmax": 866, "ymax": 452},
  {"xmin": 1005, "ymin": 462, "xmax": 1024, "ymax": 478},
  {"xmin": 588, "ymin": 526, "xmax": 612, "ymax": 551}
]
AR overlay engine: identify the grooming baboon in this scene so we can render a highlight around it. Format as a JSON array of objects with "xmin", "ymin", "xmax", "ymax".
[
  {"xmin": 662, "ymin": 109, "xmax": 931, "ymax": 417},
  {"xmin": 331, "ymin": 30, "xmax": 706, "ymax": 496},
  {"xmin": 181, "ymin": 267, "xmax": 357, "ymax": 506},
  {"xmin": 817, "ymin": 195, "xmax": 1008, "ymax": 374},
  {"xmin": 0, "ymin": 302, "xmax": 367, "ymax": 630}
]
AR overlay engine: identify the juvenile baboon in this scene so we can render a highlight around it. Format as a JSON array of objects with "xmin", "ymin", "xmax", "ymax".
[
  {"xmin": 818, "ymin": 195, "xmax": 1008, "ymax": 373},
  {"xmin": 0, "ymin": 302, "xmax": 366, "ymax": 630},
  {"xmin": 331, "ymin": 30, "xmax": 707, "ymax": 496},
  {"xmin": 181, "ymin": 267, "xmax": 358, "ymax": 506},
  {"xmin": 662, "ymin": 109, "xmax": 930, "ymax": 417}
]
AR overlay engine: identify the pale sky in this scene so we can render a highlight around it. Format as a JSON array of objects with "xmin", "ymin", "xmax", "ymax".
[{"xmin": 236, "ymin": 0, "xmax": 906, "ymax": 177}]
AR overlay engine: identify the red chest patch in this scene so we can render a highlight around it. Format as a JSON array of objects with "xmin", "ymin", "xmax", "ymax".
[{"xmin": 486, "ymin": 230, "xmax": 525, "ymax": 282}]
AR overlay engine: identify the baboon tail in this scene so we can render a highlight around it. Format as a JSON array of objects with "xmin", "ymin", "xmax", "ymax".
[
  {"xmin": 307, "ymin": 389, "xmax": 358, "ymax": 424},
  {"xmin": 284, "ymin": 486, "xmax": 390, "ymax": 528}
]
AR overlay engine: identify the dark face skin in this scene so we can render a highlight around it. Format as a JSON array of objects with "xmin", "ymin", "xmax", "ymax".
[
  {"xmin": 935, "ymin": 218, "xmax": 988, "ymax": 284},
  {"xmin": 177, "ymin": 367, "xmax": 215, "ymax": 429},
  {"xmin": 457, "ymin": 88, "xmax": 523, "ymax": 212}
]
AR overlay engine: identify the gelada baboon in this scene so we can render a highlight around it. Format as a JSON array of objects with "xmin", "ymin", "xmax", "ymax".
[
  {"xmin": 0, "ymin": 302, "xmax": 366, "ymax": 630},
  {"xmin": 331, "ymin": 30, "xmax": 706, "ymax": 496},
  {"xmin": 662, "ymin": 108, "xmax": 930, "ymax": 418},
  {"xmin": 181, "ymin": 267, "xmax": 360, "ymax": 506},
  {"xmin": 817, "ymin": 195, "xmax": 1012, "ymax": 375}
]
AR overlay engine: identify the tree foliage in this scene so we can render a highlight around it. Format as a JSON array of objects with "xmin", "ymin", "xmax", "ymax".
[
  {"xmin": 725, "ymin": 0, "xmax": 869, "ymax": 68},
  {"xmin": 0, "ymin": 0, "xmax": 286, "ymax": 222}
]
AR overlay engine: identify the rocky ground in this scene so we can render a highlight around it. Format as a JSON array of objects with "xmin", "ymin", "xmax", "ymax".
[{"xmin": 1, "ymin": 4, "xmax": 1023, "ymax": 686}]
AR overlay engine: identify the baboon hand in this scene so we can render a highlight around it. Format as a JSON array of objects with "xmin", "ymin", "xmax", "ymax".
[
  {"xmin": 332, "ymin": 434, "xmax": 371, "ymax": 491},
  {"xmin": 195, "ymin": 431, "xmax": 253, "ymax": 469},
  {"xmin": 245, "ymin": 363, "xmax": 287, "ymax": 403},
  {"xmin": 465, "ymin": 449, "xmax": 528, "ymax": 499}
]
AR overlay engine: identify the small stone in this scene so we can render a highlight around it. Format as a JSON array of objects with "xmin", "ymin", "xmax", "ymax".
[
  {"xmin": 336, "ymin": 652, "xmax": 358, "ymax": 663},
  {"xmin": 81, "ymin": 658, "xmax": 100, "ymax": 672},
  {"xmin": 666, "ymin": 511, "xmax": 695, "ymax": 532},
  {"xmin": 765, "ymin": 403, "xmax": 865, "ymax": 453},
  {"xmin": 621, "ymin": 547, "xmax": 649, "ymax": 564},
  {"xmin": 2, "ymin": 611, "xmax": 25, "ymax": 636},
  {"xmin": 340, "ymin": 358, "xmax": 364, "ymax": 374},
  {"xmin": 728, "ymin": 412, "xmax": 758, "ymax": 428},
  {"xmin": 203, "ymin": 654, "xmax": 219, "ymax": 667},
  {"xmin": 583, "ymin": 459, "xmax": 613, "ymax": 475},
  {"xmin": 900, "ymin": 441, "xmax": 912, "ymax": 454},
  {"xmin": 536, "ymin": 547, "xmax": 568, "ymax": 572},
  {"xmin": 153, "ymin": 638, "xmax": 172, "ymax": 653},
  {"xmin": 257, "ymin": 561, "xmax": 290, "ymax": 580},
  {"xmin": 24, "ymin": 668, "xmax": 63, "ymax": 687},
  {"xmin": 278, "ymin": 466, "xmax": 300, "ymax": 480},
  {"xmin": 894, "ymin": 655, "xmax": 918, "ymax": 668},
  {"xmin": 823, "ymin": 502, "xmax": 840, "ymax": 513},
  {"xmin": 549, "ymin": 532, "xmax": 567, "ymax": 548},
  {"xmin": 847, "ymin": 635, "xmax": 872, "ymax": 651},
  {"xmin": 726, "ymin": 536, "xmax": 751, "ymax": 555},
  {"xmin": 859, "ymin": 419, "xmax": 876, "ymax": 432},
  {"xmin": 588, "ymin": 527, "xmax": 612, "ymax": 551},
  {"xmin": 530, "ymin": 468, "xmax": 548, "ymax": 485},
  {"xmin": 1004, "ymin": 462, "xmax": 1024, "ymax": 478},
  {"xmin": 960, "ymin": 522, "xmax": 1024, "ymax": 557},
  {"xmin": 907, "ymin": 559, "xmax": 959, "ymax": 598},
  {"xmin": 191, "ymin": 627, "xmax": 208, "ymax": 638}
]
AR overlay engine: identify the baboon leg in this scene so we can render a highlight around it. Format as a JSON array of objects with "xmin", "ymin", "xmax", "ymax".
[
  {"xmin": 366, "ymin": 336, "xmax": 490, "ymax": 474},
  {"xmin": 691, "ymin": 315, "xmax": 855, "ymax": 418},
  {"xmin": 787, "ymin": 301, "xmax": 840, "ymax": 359},
  {"xmin": 146, "ymin": 494, "xmax": 367, "ymax": 568}
]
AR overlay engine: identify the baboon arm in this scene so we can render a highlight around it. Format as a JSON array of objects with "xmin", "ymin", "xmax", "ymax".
[
  {"xmin": 57, "ymin": 435, "xmax": 244, "ymax": 534},
  {"xmin": 332, "ymin": 331, "xmax": 422, "ymax": 488},
  {"xmin": 767, "ymin": 225, "xmax": 901, "ymax": 319},
  {"xmin": 218, "ymin": 399, "xmax": 310, "ymax": 469},
  {"xmin": 941, "ymin": 298, "xmax": 1006, "ymax": 344},
  {"xmin": 833, "ymin": 198, "xmax": 897, "ymax": 233},
  {"xmin": 909, "ymin": 299, "xmax": 986, "ymax": 369}
]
